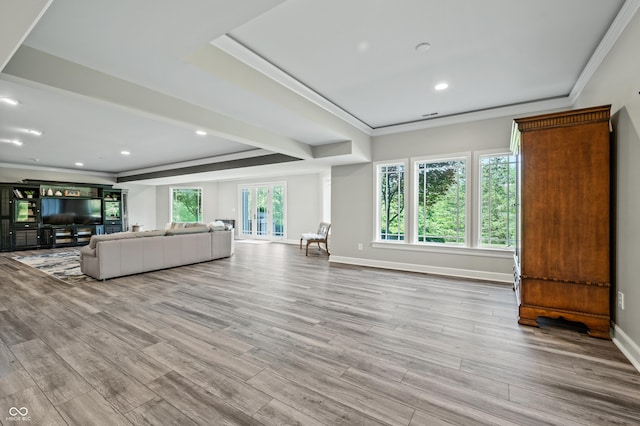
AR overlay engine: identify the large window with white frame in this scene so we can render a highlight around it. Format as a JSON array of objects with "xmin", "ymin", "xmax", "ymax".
[
  {"xmin": 376, "ymin": 162, "xmax": 406, "ymax": 241},
  {"xmin": 170, "ymin": 187, "xmax": 203, "ymax": 223},
  {"xmin": 479, "ymin": 153, "xmax": 517, "ymax": 247},
  {"xmin": 414, "ymin": 156, "xmax": 468, "ymax": 245},
  {"xmin": 375, "ymin": 151, "xmax": 515, "ymax": 252}
]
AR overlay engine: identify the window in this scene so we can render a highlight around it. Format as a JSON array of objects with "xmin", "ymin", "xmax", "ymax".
[
  {"xmin": 480, "ymin": 154, "xmax": 517, "ymax": 247},
  {"xmin": 415, "ymin": 158, "xmax": 467, "ymax": 244},
  {"xmin": 239, "ymin": 183, "xmax": 287, "ymax": 239},
  {"xmin": 376, "ymin": 163, "xmax": 405, "ymax": 241},
  {"xmin": 271, "ymin": 185, "xmax": 285, "ymax": 238},
  {"xmin": 171, "ymin": 188, "xmax": 202, "ymax": 223}
]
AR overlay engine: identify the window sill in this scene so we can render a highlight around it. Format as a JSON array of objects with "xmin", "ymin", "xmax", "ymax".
[{"xmin": 370, "ymin": 240, "xmax": 514, "ymax": 259}]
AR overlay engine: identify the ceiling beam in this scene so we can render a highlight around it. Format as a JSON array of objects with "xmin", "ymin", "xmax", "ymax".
[
  {"xmin": 188, "ymin": 42, "xmax": 371, "ymax": 161},
  {"xmin": 3, "ymin": 45, "xmax": 315, "ymax": 160},
  {"xmin": 117, "ymin": 153, "xmax": 301, "ymax": 183}
]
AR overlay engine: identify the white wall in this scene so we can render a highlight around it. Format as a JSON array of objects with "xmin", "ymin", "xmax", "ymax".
[
  {"xmin": 331, "ymin": 115, "xmax": 524, "ymax": 282},
  {"xmin": 573, "ymin": 9, "xmax": 640, "ymax": 370},
  {"xmin": 151, "ymin": 172, "xmax": 326, "ymax": 241},
  {"xmin": 119, "ymin": 183, "xmax": 156, "ymax": 231},
  {"xmin": 216, "ymin": 172, "xmax": 323, "ymax": 242}
]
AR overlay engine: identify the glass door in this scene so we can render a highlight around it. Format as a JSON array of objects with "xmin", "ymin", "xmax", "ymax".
[{"xmin": 239, "ymin": 183, "xmax": 286, "ymax": 239}]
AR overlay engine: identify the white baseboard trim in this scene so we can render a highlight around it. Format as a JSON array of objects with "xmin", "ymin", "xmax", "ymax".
[
  {"xmin": 328, "ymin": 256, "xmax": 512, "ymax": 284},
  {"xmin": 612, "ymin": 324, "xmax": 640, "ymax": 373}
]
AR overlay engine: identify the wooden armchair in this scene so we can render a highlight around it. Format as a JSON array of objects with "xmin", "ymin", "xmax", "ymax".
[{"xmin": 300, "ymin": 222, "xmax": 331, "ymax": 256}]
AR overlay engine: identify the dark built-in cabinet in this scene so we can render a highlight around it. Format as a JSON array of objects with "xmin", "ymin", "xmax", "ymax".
[
  {"xmin": 513, "ymin": 105, "xmax": 612, "ymax": 339},
  {"xmin": 0, "ymin": 180, "xmax": 125, "ymax": 251}
]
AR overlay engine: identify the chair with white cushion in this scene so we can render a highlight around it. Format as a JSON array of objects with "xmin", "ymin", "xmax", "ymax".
[{"xmin": 300, "ymin": 222, "xmax": 331, "ymax": 256}]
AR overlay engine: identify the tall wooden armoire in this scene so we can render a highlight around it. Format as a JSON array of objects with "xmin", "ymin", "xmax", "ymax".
[{"xmin": 513, "ymin": 105, "xmax": 611, "ymax": 339}]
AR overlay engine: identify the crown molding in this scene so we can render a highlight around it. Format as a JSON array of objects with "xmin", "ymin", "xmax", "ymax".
[
  {"xmin": 0, "ymin": 161, "xmax": 117, "ymax": 177},
  {"xmin": 211, "ymin": 35, "xmax": 373, "ymax": 135},
  {"xmin": 570, "ymin": 0, "xmax": 640, "ymax": 102},
  {"xmin": 371, "ymin": 97, "xmax": 573, "ymax": 136}
]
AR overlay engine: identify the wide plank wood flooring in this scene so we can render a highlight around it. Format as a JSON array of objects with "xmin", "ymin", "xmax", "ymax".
[{"xmin": 1, "ymin": 242, "xmax": 639, "ymax": 425}]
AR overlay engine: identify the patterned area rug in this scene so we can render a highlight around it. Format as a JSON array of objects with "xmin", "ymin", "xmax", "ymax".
[{"xmin": 13, "ymin": 250, "xmax": 94, "ymax": 283}]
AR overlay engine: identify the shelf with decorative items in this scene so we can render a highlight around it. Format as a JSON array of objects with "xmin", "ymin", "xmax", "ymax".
[
  {"xmin": 11, "ymin": 186, "xmax": 40, "ymax": 249},
  {"xmin": 1, "ymin": 180, "xmax": 127, "ymax": 251},
  {"xmin": 103, "ymin": 189, "xmax": 122, "ymax": 233},
  {"xmin": 39, "ymin": 184, "xmax": 99, "ymax": 198}
]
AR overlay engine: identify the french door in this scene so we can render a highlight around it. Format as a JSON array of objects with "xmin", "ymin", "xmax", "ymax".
[{"xmin": 239, "ymin": 183, "xmax": 286, "ymax": 239}]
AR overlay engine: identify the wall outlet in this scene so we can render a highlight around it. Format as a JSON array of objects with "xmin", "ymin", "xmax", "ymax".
[
  {"xmin": 618, "ymin": 291, "xmax": 625, "ymax": 310},
  {"xmin": 357, "ymin": 243, "xmax": 363, "ymax": 250}
]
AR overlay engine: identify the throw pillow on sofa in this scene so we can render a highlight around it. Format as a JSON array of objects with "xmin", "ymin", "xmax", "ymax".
[{"xmin": 207, "ymin": 220, "xmax": 227, "ymax": 231}]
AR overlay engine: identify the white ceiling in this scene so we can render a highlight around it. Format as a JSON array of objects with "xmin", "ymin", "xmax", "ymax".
[{"xmin": 0, "ymin": 0, "xmax": 634, "ymax": 183}]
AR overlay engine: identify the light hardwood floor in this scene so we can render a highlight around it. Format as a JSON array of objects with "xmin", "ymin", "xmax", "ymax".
[{"xmin": 1, "ymin": 242, "xmax": 639, "ymax": 425}]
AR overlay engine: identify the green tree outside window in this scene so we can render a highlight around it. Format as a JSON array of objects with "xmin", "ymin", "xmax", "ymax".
[
  {"xmin": 171, "ymin": 188, "xmax": 202, "ymax": 223},
  {"xmin": 480, "ymin": 154, "xmax": 517, "ymax": 247}
]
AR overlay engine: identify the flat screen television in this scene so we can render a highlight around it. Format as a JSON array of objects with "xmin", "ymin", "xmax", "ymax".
[{"xmin": 41, "ymin": 198, "xmax": 102, "ymax": 225}]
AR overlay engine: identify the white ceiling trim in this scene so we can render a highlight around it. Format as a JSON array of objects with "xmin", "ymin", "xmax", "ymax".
[
  {"xmin": 0, "ymin": 161, "xmax": 116, "ymax": 178},
  {"xmin": 370, "ymin": 97, "xmax": 573, "ymax": 137},
  {"xmin": 212, "ymin": 35, "xmax": 373, "ymax": 135},
  {"xmin": 569, "ymin": 0, "xmax": 640, "ymax": 103}
]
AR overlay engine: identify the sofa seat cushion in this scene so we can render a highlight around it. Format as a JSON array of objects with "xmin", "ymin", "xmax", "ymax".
[{"xmin": 301, "ymin": 233, "xmax": 324, "ymax": 241}]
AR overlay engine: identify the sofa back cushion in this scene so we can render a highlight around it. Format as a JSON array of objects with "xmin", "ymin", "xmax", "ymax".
[
  {"xmin": 165, "ymin": 225, "xmax": 210, "ymax": 236},
  {"xmin": 89, "ymin": 232, "xmax": 136, "ymax": 249},
  {"xmin": 166, "ymin": 222, "xmax": 207, "ymax": 230},
  {"xmin": 132, "ymin": 229, "xmax": 166, "ymax": 238}
]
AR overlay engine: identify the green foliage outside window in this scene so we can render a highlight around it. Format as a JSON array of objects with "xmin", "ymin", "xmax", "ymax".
[
  {"xmin": 171, "ymin": 188, "xmax": 202, "ymax": 223},
  {"xmin": 417, "ymin": 160, "xmax": 466, "ymax": 244},
  {"xmin": 480, "ymin": 155, "xmax": 517, "ymax": 247},
  {"xmin": 379, "ymin": 164, "xmax": 405, "ymax": 240},
  {"xmin": 272, "ymin": 186, "xmax": 285, "ymax": 237},
  {"xmin": 378, "ymin": 154, "xmax": 515, "ymax": 248}
]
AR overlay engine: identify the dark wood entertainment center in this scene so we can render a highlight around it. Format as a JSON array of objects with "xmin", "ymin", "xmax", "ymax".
[{"xmin": 0, "ymin": 180, "xmax": 126, "ymax": 252}]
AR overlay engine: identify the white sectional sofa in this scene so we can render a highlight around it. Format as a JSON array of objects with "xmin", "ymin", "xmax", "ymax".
[{"xmin": 80, "ymin": 225, "xmax": 234, "ymax": 280}]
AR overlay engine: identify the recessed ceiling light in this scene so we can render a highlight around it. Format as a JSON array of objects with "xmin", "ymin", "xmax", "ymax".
[
  {"xmin": 75, "ymin": 162, "xmax": 84, "ymax": 167},
  {"xmin": 24, "ymin": 129, "xmax": 43, "ymax": 136},
  {"xmin": 435, "ymin": 82, "xmax": 449, "ymax": 91},
  {"xmin": 357, "ymin": 41, "xmax": 370, "ymax": 53},
  {"xmin": 415, "ymin": 42, "xmax": 431, "ymax": 52},
  {"xmin": 121, "ymin": 150, "xmax": 131, "ymax": 156},
  {"xmin": 195, "ymin": 130, "xmax": 207, "ymax": 136},
  {"xmin": 0, "ymin": 97, "xmax": 19, "ymax": 106}
]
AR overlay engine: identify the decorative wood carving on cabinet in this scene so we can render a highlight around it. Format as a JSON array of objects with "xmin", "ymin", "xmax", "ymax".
[{"xmin": 514, "ymin": 105, "xmax": 611, "ymax": 339}]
